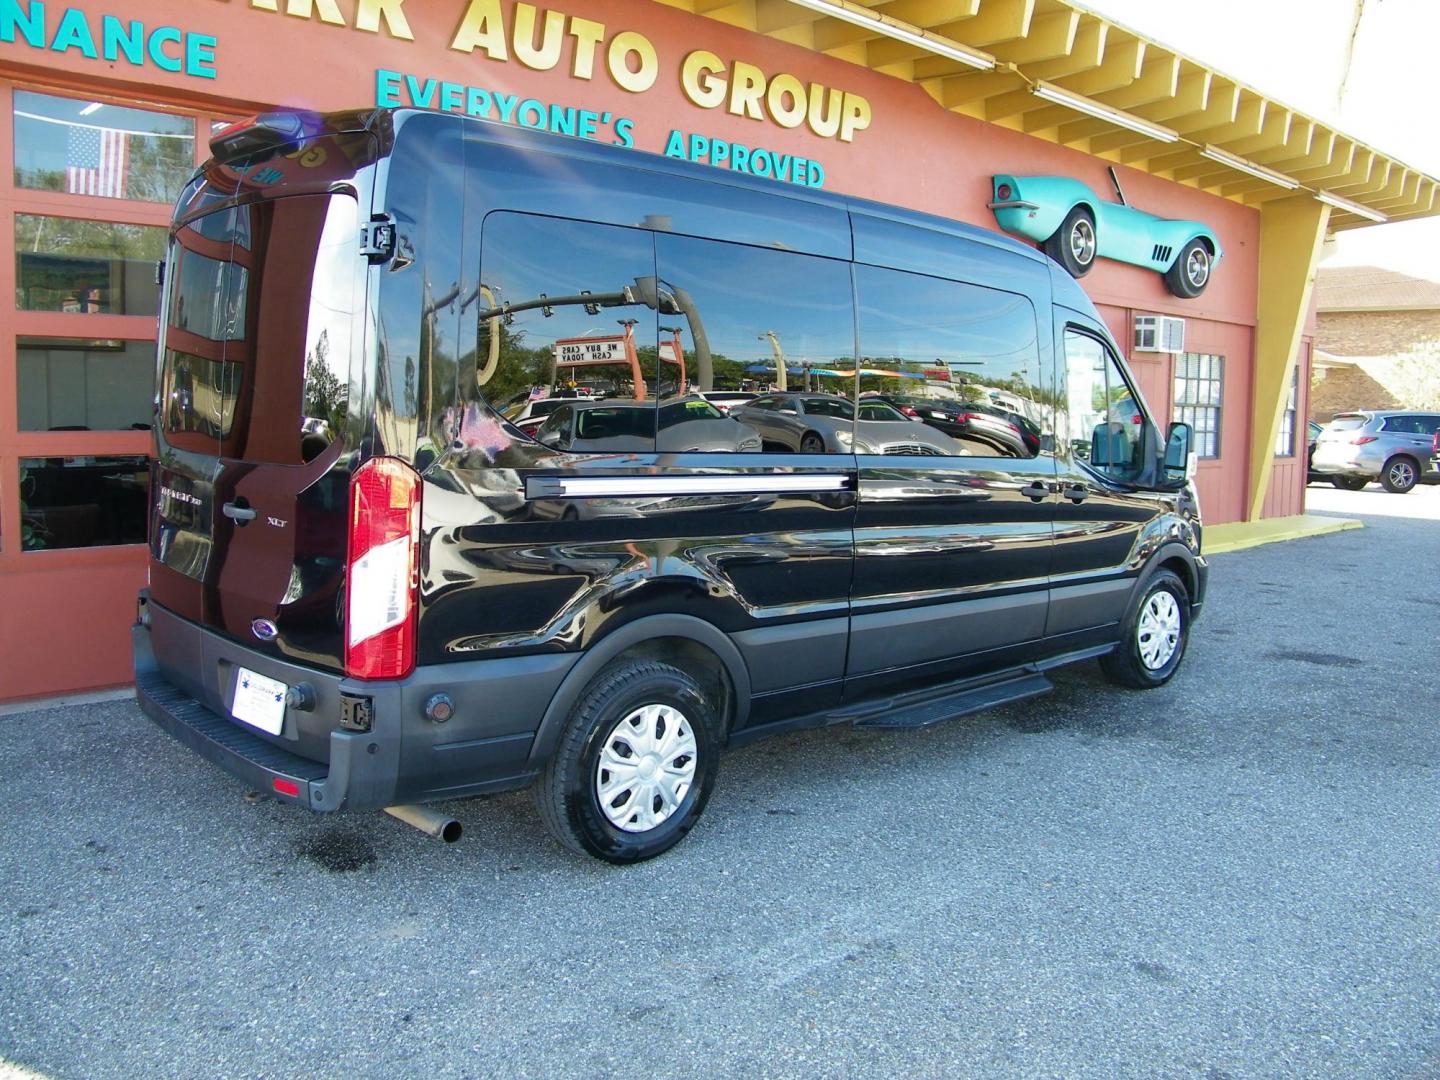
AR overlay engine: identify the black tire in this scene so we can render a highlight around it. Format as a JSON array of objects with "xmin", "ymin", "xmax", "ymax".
[
  {"xmin": 1164, "ymin": 238, "xmax": 1212, "ymax": 298},
  {"xmin": 1042, "ymin": 206, "xmax": 1097, "ymax": 278},
  {"xmin": 1330, "ymin": 476, "xmax": 1368, "ymax": 491},
  {"xmin": 1380, "ymin": 456, "xmax": 1420, "ymax": 494},
  {"xmin": 534, "ymin": 660, "xmax": 720, "ymax": 864},
  {"xmin": 1100, "ymin": 569, "xmax": 1190, "ymax": 689},
  {"xmin": 799, "ymin": 432, "xmax": 827, "ymax": 454}
]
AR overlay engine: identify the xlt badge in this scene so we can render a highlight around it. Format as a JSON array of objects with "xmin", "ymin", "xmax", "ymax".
[{"xmin": 267, "ymin": 516, "xmax": 288, "ymax": 528}]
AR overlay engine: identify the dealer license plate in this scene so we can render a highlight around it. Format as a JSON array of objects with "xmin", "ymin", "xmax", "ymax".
[{"xmin": 232, "ymin": 667, "xmax": 287, "ymax": 736}]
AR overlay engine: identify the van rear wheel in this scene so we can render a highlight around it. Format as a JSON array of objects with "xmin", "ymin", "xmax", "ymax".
[
  {"xmin": 535, "ymin": 660, "xmax": 719, "ymax": 863},
  {"xmin": 1100, "ymin": 570, "xmax": 1190, "ymax": 689}
]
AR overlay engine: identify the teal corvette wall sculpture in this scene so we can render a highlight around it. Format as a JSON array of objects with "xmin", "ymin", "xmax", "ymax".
[{"xmin": 989, "ymin": 172, "xmax": 1222, "ymax": 298}]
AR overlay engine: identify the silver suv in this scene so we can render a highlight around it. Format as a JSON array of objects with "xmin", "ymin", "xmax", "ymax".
[{"xmin": 1311, "ymin": 410, "xmax": 1440, "ymax": 493}]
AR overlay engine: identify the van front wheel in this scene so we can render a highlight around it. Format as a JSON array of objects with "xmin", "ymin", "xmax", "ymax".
[
  {"xmin": 1100, "ymin": 570, "xmax": 1190, "ymax": 689},
  {"xmin": 535, "ymin": 660, "xmax": 719, "ymax": 863}
]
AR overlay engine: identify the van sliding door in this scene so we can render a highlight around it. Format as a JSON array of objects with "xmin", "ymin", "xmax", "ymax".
[{"xmin": 846, "ymin": 265, "xmax": 1057, "ymax": 697}]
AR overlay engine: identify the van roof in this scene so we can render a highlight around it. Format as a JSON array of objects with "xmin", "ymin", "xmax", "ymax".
[{"xmin": 362, "ymin": 107, "xmax": 1053, "ymax": 271}]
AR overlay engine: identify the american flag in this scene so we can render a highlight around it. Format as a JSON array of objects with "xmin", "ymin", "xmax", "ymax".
[{"xmin": 66, "ymin": 124, "xmax": 128, "ymax": 198}]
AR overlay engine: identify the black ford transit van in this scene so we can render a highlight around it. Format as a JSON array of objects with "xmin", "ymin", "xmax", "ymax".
[{"xmin": 134, "ymin": 108, "xmax": 1206, "ymax": 863}]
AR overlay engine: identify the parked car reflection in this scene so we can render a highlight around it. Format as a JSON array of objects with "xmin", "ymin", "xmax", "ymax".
[{"xmin": 729, "ymin": 393, "xmax": 964, "ymax": 455}]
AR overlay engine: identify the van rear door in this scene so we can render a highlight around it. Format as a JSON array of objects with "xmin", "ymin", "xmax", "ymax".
[{"xmin": 150, "ymin": 127, "xmax": 375, "ymax": 679}]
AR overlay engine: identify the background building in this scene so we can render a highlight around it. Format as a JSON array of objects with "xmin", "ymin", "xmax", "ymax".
[
  {"xmin": 1312, "ymin": 265, "xmax": 1440, "ymax": 418},
  {"xmin": 1, "ymin": 0, "xmax": 1435, "ymax": 702}
]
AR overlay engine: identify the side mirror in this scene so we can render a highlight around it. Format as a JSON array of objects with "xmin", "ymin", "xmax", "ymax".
[
  {"xmin": 1090, "ymin": 422, "xmax": 1122, "ymax": 466},
  {"xmin": 1164, "ymin": 421, "xmax": 1194, "ymax": 482},
  {"xmin": 537, "ymin": 428, "xmax": 563, "ymax": 448}
]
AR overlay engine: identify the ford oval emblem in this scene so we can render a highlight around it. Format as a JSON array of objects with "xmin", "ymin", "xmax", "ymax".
[{"xmin": 251, "ymin": 619, "xmax": 279, "ymax": 642}]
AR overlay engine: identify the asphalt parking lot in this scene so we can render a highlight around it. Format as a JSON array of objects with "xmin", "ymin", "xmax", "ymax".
[{"xmin": 2, "ymin": 486, "xmax": 1438, "ymax": 1080}]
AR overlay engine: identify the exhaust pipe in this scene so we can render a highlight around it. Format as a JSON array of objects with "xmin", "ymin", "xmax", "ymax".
[{"xmin": 384, "ymin": 804, "xmax": 462, "ymax": 843}]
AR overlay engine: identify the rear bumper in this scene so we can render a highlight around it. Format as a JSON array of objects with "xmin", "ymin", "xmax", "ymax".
[
  {"xmin": 133, "ymin": 595, "xmax": 577, "ymax": 811},
  {"xmin": 133, "ymin": 619, "xmax": 395, "ymax": 812}
]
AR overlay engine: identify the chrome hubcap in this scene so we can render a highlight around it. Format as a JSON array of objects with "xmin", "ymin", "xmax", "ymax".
[
  {"xmin": 1186, "ymin": 248, "xmax": 1210, "ymax": 287},
  {"xmin": 595, "ymin": 704, "xmax": 697, "ymax": 833},
  {"xmin": 1390, "ymin": 461, "xmax": 1415, "ymax": 487},
  {"xmin": 1070, "ymin": 219, "xmax": 1096, "ymax": 264},
  {"xmin": 1137, "ymin": 590, "xmax": 1181, "ymax": 670}
]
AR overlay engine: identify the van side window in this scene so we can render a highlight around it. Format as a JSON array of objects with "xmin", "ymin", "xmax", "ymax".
[
  {"xmin": 854, "ymin": 265, "xmax": 1045, "ymax": 459},
  {"xmin": 475, "ymin": 212, "xmax": 657, "ymax": 451},
  {"xmin": 653, "ymin": 234, "xmax": 856, "ymax": 454},
  {"xmin": 1061, "ymin": 330, "xmax": 1147, "ymax": 483}
]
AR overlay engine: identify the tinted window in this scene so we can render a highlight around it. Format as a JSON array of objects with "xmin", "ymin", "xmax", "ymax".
[
  {"xmin": 660, "ymin": 399, "xmax": 724, "ymax": 425},
  {"xmin": 1061, "ymin": 330, "xmax": 1148, "ymax": 483},
  {"xmin": 654, "ymin": 234, "xmax": 855, "ymax": 454},
  {"xmin": 476, "ymin": 213, "xmax": 656, "ymax": 450},
  {"xmin": 859, "ymin": 401, "xmax": 907, "ymax": 422},
  {"xmin": 855, "ymin": 265, "xmax": 1044, "ymax": 458},
  {"xmin": 801, "ymin": 397, "xmax": 853, "ymax": 419},
  {"xmin": 20, "ymin": 455, "xmax": 148, "ymax": 550},
  {"xmin": 1329, "ymin": 414, "xmax": 1366, "ymax": 431},
  {"xmin": 159, "ymin": 194, "xmax": 360, "ymax": 464}
]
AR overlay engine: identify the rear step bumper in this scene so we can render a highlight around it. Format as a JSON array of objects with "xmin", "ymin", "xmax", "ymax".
[{"xmin": 133, "ymin": 620, "xmax": 397, "ymax": 812}]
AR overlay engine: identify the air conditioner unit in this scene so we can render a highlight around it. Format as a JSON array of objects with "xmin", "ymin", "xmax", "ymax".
[{"xmin": 1133, "ymin": 315, "xmax": 1185, "ymax": 353}]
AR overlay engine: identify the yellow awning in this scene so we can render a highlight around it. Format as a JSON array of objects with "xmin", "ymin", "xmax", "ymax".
[{"xmin": 658, "ymin": 0, "xmax": 1436, "ymax": 230}]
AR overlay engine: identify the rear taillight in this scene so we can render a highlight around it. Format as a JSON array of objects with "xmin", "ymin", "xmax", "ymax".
[
  {"xmin": 899, "ymin": 405, "xmax": 919, "ymax": 417},
  {"xmin": 997, "ymin": 183, "xmax": 1013, "ymax": 200},
  {"xmin": 1352, "ymin": 435, "xmax": 1378, "ymax": 445},
  {"xmin": 345, "ymin": 457, "xmax": 421, "ymax": 680},
  {"xmin": 1431, "ymin": 431, "xmax": 1439, "ymax": 452}
]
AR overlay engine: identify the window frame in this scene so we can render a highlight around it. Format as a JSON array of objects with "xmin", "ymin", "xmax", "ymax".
[
  {"xmin": 853, "ymin": 261, "xmax": 1047, "ymax": 462},
  {"xmin": 1173, "ymin": 351, "xmax": 1225, "ymax": 461},
  {"xmin": 1274, "ymin": 364, "xmax": 1298, "ymax": 458},
  {"xmin": 0, "ymin": 79, "xmax": 230, "ymax": 561},
  {"xmin": 1061, "ymin": 323, "xmax": 1157, "ymax": 486}
]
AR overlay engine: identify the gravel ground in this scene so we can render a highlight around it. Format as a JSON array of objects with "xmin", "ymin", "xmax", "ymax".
[{"xmin": 1, "ymin": 486, "xmax": 1438, "ymax": 1080}]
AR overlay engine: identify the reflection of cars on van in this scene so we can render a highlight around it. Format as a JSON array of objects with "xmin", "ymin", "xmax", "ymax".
[
  {"xmin": 872, "ymin": 394, "xmax": 1031, "ymax": 458},
  {"xmin": 503, "ymin": 394, "xmax": 600, "ymax": 437},
  {"xmin": 135, "ymin": 107, "xmax": 1207, "ymax": 868},
  {"xmin": 730, "ymin": 393, "xmax": 962, "ymax": 455},
  {"xmin": 535, "ymin": 397, "xmax": 761, "ymax": 453},
  {"xmin": 698, "ymin": 390, "xmax": 757, "ymax": 414},
  {"xmin": 989, "ymin": 174, "xmax": 1221, "ymax": 298}
]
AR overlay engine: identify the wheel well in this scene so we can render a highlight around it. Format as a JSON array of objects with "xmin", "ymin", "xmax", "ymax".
[
  {"xmin": 609, "ymin": 636, "xmax": 736, "ymax": 739},
  {"xmin": 1195, "ymin": 236, "xmax": 1216, "ymax": 256},
  {"xmin": 1385, "ymin": 452, "xmax": 1420, "ymax": 467},
  {"xmin": 1072, "ymin": 201, "xmax": 1096, "ymax": 222},
  {"xmin": 1157, "ymin": 554, "xmax": 1195, "ymax": 601}
]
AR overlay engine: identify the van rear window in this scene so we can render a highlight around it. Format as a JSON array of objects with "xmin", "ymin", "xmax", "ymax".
[{"xmin": 159, "ymin": 193, "xmax": 360, "ymax": 464}]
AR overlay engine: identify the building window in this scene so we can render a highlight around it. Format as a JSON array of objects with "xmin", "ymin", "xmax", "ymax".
[
  {"xmin": 19, "ymin": 456, "xmax": 149, "ymax": 550},
  {"xmin": 1274, "ymin": 365, "xmax": 1298, "ymax": 457},
  {"xmin": 13, "ymin": 91, "xmax": 195, "ymax": 203},
  {"xmin": 14, "ymin": 214, "xmax": 166, "ymax": 315},
  {"xmin": 17, "ymin": 337, "xmax": 155, "ymax": 432},
  {"xmin": 1174, "ymin": 352, "xmax": 1224, "ymax": 458}
]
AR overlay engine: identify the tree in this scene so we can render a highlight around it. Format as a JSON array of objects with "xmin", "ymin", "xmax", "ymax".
[{"xmin": 1386, "ymin": 341, "xmax": 1440, "ymax": 410}]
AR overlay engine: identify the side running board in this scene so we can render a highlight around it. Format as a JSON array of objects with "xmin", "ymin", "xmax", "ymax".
[{"xmin": 848, "ymin": 673, "xmax": 1053, "ymax": 730}]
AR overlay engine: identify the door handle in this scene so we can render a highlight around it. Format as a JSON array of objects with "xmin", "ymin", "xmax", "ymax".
[
  {"xmin": 1062, "ymin": 483, "xmax": 1088, "ymax": 504},
  {"xmin": 1019, "ymin": 481, "xmax": 1050, "ymax": 502},
  {"xmin": 222, "ymin": 501, "xmax": 256, "ymax": 524}
]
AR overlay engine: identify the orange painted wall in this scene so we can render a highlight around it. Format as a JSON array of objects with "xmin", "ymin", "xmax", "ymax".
[{"xmin": 0, "ymin": 554, "xmax": 146, "ymax": 700}]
